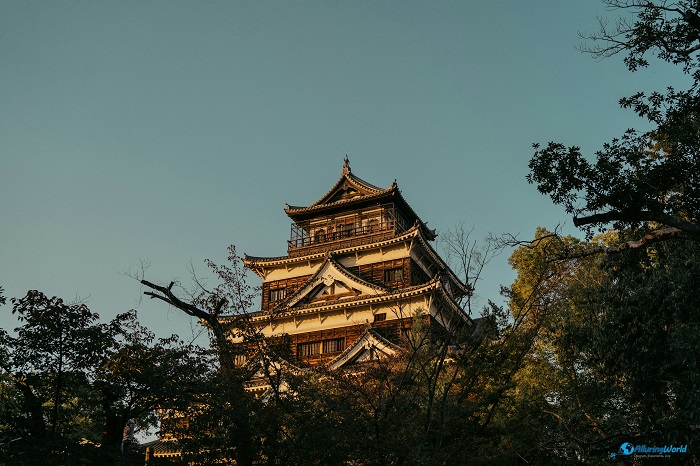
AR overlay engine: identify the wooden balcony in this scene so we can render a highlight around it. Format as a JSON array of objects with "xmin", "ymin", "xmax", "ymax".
[{"xmin": 287, "ymin": 204, "xmax": 409, "ymax": 257}]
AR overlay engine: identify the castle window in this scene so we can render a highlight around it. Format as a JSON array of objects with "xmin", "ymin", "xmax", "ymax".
[
  {"xmin": 373, "ymin": 313, "xmax": 386, "ymax": 322},
  {"xmin": 367, "ymin": 218, "xmax": 378, "ymax": 233},
  {"xmin": 269, "ymin": 288, "xmax": 286, "ymax": 303},
  {"xmin": 297, "ymin": 341, "xmax": 321, "ymax": 357},
  {"xmin": 384, "ymin": 267, "xmax": 404, "ymax": 283},
  {"xmin": 322, "ymin": 338, "xmax": 345, "ymax": 353}
]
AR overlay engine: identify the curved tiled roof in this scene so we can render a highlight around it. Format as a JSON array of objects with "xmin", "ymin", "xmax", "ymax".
[
  {"xmin": 285, "ymin": 184, "xmax": 397, "ymax": 216},
  {"xmin": 309, "ymin": 156, "xmax": 387, "ymax": 206},
  {"xmin": 243, "ymin": 225, "xmax": 467, "ymax": 297},
  {"xmin": 410, "ymin": 227, "xmax": 472, "ymax": 297},
  {"xmin": 142, "ymin": 439, "xmax": 181, "ymax": 458},
  {"xmin": 283, "ymin": 158, "xmax": 427, "ymax": 230},
  {"xmin": 245, "ymin": 223, "xmax": 422, "ymax": 266},
  {"xmin": 245, "ymin": 351, "xmax": 305, "ymax": 376},
  {"xmin": 234, "ymin": 276, "xmax": 471, "ymax": 330},
  {"xmin": 285, "ymin": 156, "xmax": 388, "ymax": 212}
]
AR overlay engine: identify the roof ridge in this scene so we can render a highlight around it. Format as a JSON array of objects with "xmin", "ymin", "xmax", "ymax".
[{"xmin": 285, "ymin": 158, "xmax": 390, "ymax": 212}]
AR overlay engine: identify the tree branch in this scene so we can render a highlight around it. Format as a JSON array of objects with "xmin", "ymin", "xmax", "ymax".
[
  {"xmin": 557, "ymin": 227, "xmax": 689, "ymax": 260},
  {"xmin": 141, "ymin": 279, "xmax": 226, "ymax": 344},
  {"xmin": 573, "ymin": 209, "xmax": 700, "ymax": 236}
]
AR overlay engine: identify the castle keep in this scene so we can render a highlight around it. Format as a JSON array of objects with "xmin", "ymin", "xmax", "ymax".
[{"xmin": 238, "ymin": 158, "xmax": 472, "ymax": 371}]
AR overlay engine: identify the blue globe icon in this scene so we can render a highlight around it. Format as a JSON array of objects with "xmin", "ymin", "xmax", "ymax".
[{"xmin": 619, "ymin": 442, "xmax": 635, "ymax": 456}]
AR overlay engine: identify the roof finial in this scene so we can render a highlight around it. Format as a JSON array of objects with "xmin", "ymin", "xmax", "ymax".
[{"xmin": 342, "ymin": 154, "xmax": 351, "ymax": 175}]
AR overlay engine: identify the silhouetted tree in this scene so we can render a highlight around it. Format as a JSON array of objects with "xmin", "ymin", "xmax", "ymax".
[{"xmin": 529, "ymin": 1, "xmax": 700, "ymax": 254}]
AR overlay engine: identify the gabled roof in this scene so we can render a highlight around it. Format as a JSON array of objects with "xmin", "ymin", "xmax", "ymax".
[
  {"xmin": 283, "ymin": 157, "xmax": 427, "ymax": 228},
  {"xmin": 410, "ymin": 225, "xmax": 472, "ymax": 298},
  {"xmin": 245, "ymin": 351, "xmax": 305, "ymax": 378},
  {"xmin": 308, "ymin": 156, "xmax": 388, "ymax": 206},
  {"xmin": 326, "ymin": 328, "xmax": 400, "ymax": 370},
  {"xmin": 246, "ymin": 223, "xmax": 427, "ymax": 271},
  {"xmin": 141, "ymin": 439, "xmax": 181, "ymax": 458},
  {"xmin": 285, "ymin": 156, "xmax": 390, "ymax": 213},
  {"xmin": 243, "ymin": 352, "xmax": 307, "ymax": 399},
  {"xmin": 271, "ymin": 256, "xmax": 387, "ymax": 311}
]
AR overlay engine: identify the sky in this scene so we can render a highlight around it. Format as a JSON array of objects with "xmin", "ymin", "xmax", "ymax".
[{"xmin": 0, "ymin": 1, "xmax": 683, "ymax": 342}]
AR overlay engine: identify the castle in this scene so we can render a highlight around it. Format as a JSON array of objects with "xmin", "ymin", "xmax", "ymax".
[
  {"xmin": 147, "ymin": 158, "xmax": 474, "ymax": 459},
  {"xmin": 239, "ymin": 157, "xmax": 471, "ymax": 376}
]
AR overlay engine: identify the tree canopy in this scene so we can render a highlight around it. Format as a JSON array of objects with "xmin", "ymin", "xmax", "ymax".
[
  {"xmin": 0, "ymin": 291, "xmax": 210, "ymax": 465},
  {"xmin": 517, "ymin": 2, "xmax": 700, "ymax": 462},
  {"xmin": 529, "ymin": 1, "xmax": 700, "ymax": 254},
  {"xmin": 6, "ymin": 2, "xmax": 700, "ymax": 464}
]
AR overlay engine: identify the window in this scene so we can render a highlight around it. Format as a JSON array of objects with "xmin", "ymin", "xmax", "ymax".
[
  {"xmin": 269, "ymin": 288, "xmax": 286, "ymax": 303},
  {"xmin": 297, "ymin": 338, "xmax": 345, "ymax": 357},
  {"xmin": 373, "ymin": 313, "xmax": 386, "ymax": 322},
  {"xmin": 233, "ymin": 354, "xmax": 249, "ymax": 367},
  {"xmin": 322, "ymin": 338, "xmax": 345, "ymax": 353},
  {"xmin": 367, "ymin": 218, "xmax": 378, "ymax": 233},
  {"xmin": 384, "ymin": 267, "xmax": 404, "ymax": 283},
  {"xmin": 297, "ymin": 341, "xmax": 321, "ymax": 357}
]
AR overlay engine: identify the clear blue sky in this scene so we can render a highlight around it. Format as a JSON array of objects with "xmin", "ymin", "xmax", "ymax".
[{"xmin": 0, "ymin": 1, "xmax": 681, "ymax": 340}]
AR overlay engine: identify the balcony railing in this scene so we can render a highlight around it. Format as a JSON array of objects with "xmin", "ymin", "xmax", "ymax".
[{"xmin": 288, "ymin": 204, "xmax": 409, "ymax": 256}]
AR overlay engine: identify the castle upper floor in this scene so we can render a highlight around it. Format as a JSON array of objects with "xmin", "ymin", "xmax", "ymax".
[{"xmin": 284, "ymin": 156, "xmax": 435, "ymax": 257}]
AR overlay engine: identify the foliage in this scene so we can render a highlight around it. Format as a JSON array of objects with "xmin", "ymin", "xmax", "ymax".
[
  {"xmin": 269, "ymin": 307, "xmax": 534, "ymax": 466},
  {"xmin": 0, "ymin": 290, "xmax": 209, "ymax": 464},
  {"xmin": 2, "ymin": 291, "xmax": 105, "ymax": 441},
  {"xmin": 96, "ymin": 310, "xmax": 213, "ymax": 448},
  {"xmin": 519, "ymin": 5, "xmax": 700, "ymax": 460},
  {"xmin": 502, "ymin": 228, "xmax": 700, "ymax": 464},
  {"xmin": 529, "ymin": 1, "xmax": 700, "ymax": 253},
  {"xmin": 140, "ymin": 246, "xmax": 265, "ymax": 466},
  {"xmin": 140, "ymin": 241, "xmax": 559, "ymax": 465}
]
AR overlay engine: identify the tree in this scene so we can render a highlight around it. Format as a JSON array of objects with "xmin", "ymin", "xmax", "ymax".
[
  {"xmin": 95, "ymin": 310, "xmax": 213, "ymax": 450},
  {"xmin": 517, "ymin": 2, "xmax": 700, "ymax": 462},
  {"xmin": 2, "ymin": 291, "xmax": 104, "ymax": 440},
  {"xmin": 139, "ymin": 238, "xmax": 560, "ymax": 465},
  {"xmin": 500, "ymin": 229, "xmax": 627, "ymax": 463},
  {"xmin": 502, "ymin": 228, "xmax": 700, "ymax": 464},
  {"xmin": 529, "ymin": 1, "xmax": 700, "ymax": 254},
  {"xmin": 0, "ymin": 290, "xmax": 210, "ymax": 464},
  {"xmin": 139, "ymin": 246, "xmax": 274, "ymax": 466}
]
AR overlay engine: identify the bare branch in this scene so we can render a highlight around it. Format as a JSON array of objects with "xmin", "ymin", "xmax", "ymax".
[
  {"xmin": 573, "ymin": 209, "xmax": 700, "ymax": 235},
  {"xmin": 557, "ymin": 226, "xmax": 688, "ymax": 259}
]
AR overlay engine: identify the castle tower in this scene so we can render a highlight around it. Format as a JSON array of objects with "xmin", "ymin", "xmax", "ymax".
[{"xmin": 240, "ymin": 158, "xmax": 471, "ymax": 369}]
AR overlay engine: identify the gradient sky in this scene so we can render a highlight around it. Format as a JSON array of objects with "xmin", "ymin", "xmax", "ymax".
[{"xmin": 1, "ymin": 1, "xmax": 682, "ymax": 341}]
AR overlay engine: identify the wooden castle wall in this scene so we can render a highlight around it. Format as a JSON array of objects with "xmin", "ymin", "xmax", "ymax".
[
  {"xmin": 261, "ymin": 274, "xmax": 311, "ymax": 311},
  {"xmin": 291, "ymin": 317, "xmax": 416, "ymax": 366},
  {"xmin": 261, "ymin": 259, "xmax": 433, "ymax": 312}
]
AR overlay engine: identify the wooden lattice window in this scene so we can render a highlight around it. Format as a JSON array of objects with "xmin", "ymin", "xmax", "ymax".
[
  {"xmin": 297, "ymin": 341, "xmax": 321, "ymax": 357},
  {"xmin": 384, "ymin": 267, "xmax": 404, "ymax": 283},
  {"xmin": 322, "ymin": 338, "xmax": 345, "ymax": 354},
  {"xmin": 373, "ymin": 313, "xmax": 386, "ymax": 322},
  {"xmin": 269, "ymin": 288, "xmax": 286, "ymax": 303}
]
